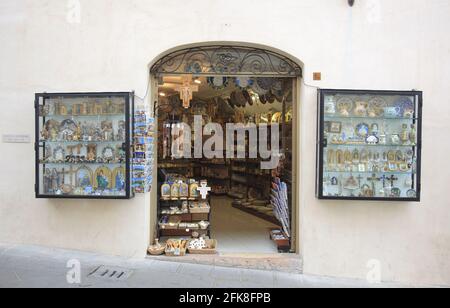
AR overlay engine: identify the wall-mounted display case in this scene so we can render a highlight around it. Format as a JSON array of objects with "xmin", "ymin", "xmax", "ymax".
[
  {"xmin": 35, "ymin": 92, "xmax": 134, "ymax": 199},
  {"xmin": 316, "ymin": 89, "xmax": 422, "ymax": 201}
]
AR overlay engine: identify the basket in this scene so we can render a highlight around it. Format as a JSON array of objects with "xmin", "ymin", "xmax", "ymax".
[
  {"xmin": 187, "ymin": 239, "xmax": 218, "ymax": 255},
  {"xmin": 189, "ymin": 207, "xmax": 210, "ymax": 214},
  {"xmin": 147, "ymin": 245, "xmax": 165, "ymax": 255},
  {"xmin": 165, "ymin": 239, "xmax": 188, "ymax": 257}
]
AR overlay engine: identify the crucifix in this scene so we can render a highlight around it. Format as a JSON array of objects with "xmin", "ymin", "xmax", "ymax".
[
  {"xmin": 175, "ymin": 76, "xmax": 199, "ymax": 109},
  {"xmin": 387, "ymin": 175, "xmax": 398, "ymax": 187},
  {"xmin": 356, "ymin": 174, "xmax": 364, "ymax": 188},
  {"xmin": 367, "ymin": 173, "xmax": 381, "ymax": 195}
]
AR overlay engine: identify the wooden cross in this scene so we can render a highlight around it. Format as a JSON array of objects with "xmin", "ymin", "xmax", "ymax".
[
  {"xmin": 387, "ymin": 175, "xmax": 398, "ymax": 187},
  {"xmin": 175, "ymin": 76, "xmax": 199, "ymax": 109},
  {"xmin": 367, "ymin": 173, "xmax": 381, "ymax": 193}
]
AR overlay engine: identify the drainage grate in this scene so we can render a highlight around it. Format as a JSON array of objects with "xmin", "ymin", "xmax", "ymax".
[{"xmin": 87, "ymin": 265, "xmax": 133, "ymax": 281}]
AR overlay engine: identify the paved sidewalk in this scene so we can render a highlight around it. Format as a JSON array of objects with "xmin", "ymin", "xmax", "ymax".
[{"xmin": 0, "ymin": 243, "xmax": 402, "ymax": 288}]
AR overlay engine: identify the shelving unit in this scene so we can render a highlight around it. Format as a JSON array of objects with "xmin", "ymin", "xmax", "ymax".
[
  {"xmin": 35, "ymin": 92, "xmax": 134, "ymax": 199},
  {"xmin": 316, "ymin": 89, "xmax": 422, "ymax": 201},
  {"xmin": 157, "ymin": 196, "xmax": 212, "ymax": 238}
]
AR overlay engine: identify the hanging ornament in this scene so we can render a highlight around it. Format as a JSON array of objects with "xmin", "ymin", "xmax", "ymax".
[{"xmin": 175, "ymin": 76, "xmax": 199, "ymax": 109}]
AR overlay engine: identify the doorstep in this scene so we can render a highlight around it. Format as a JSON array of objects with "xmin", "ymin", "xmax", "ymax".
[{"xmin": 147, "ymin": 252, "xmax": 302, "ymax": 274}]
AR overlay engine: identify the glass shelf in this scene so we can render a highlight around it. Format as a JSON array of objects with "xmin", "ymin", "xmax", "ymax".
[
  {"xmin": 40, "ymin": 162, "xmax": 125, "ymax": 165},
  {"xmin": 39, "ymin": 140, "xmax": 126, "ymax": 144},
  {"xmin": 323, "ymin": 171, "xmax": 415, "ymax": 175},
  {"xmin": 324, "ymin": 115, "xmax": 418, "ymax": 121},
  {"xmin": 325, "ymin": 143, "xmax": 417, "ymax": 148},
  {"xmin": 39, "ymin": 113, "xmax": 125, "ymax": 118}
]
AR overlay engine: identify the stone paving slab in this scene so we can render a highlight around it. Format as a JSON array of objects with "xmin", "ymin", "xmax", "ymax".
[{"xmin": 0, "ymin": 243, "xmax": 416, "ymax": 288}]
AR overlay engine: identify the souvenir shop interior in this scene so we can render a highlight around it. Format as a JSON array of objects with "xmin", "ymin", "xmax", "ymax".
[{"xmin": 150, "ymin": 75, "xmax": 294, "ymax": 256}]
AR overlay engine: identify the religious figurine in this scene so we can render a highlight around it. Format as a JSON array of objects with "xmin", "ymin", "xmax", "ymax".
[
  {"xmin": 409, "ymin": 124, "xmax": 417, "ymax": 145},
  {"xmin": 179, "ymin": 181, "xmax": 189, "ymax": 200},
  {"xmin": 73, "ymin": 123, "xmax": 82, "ymax": 141},
  {"xmin": 400, "ymin": 124, "xmax": 409, "ymax": 144},
  {"xmin": 87, "ymin": 144, "xmax": 97, "ymax": 162},
  {"xmin": 97, "ymin": 170, "xmax": 109, "ymax": 190},
  {"xmin": 324, "ymin": 96, "xmax": 336, "ymax": 114},
  {"xmin": 101, "ymin": 121, "xmax": 113, "ymax": 141},
  {"xmin": 161, "ymin": 182, "xmax": 171, "ymax": 200},
  {"xmin": 171, "ymin": 181, "xmax": 180, "ymax": 200},
  {"xmin": 116, "ymin": 120, "xmax": 126, "ymax": 141},
  {"xmin": 189, "ymin": 180, "xmax": 199, "ymax": 200}
]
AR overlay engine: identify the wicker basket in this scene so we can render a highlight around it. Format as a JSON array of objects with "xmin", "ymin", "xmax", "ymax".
[
  {"xmin": 165, "ymin": 239, "xmax": 188, "ymax": 257},
  {"xmin": 187, "ymin": 239, "xmax": 217, "ymax": 254},
  {"xmin": 147, "ymin": 245, "xmax": 165, "ymax": 255}
]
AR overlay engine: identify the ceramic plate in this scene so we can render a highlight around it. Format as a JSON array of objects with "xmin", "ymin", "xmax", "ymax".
[
  {"xmin": 394, "ymin": 97, "xmax": 414, "ymax": 116},
  {"xmin": 368, "ymin": 96, "xmax": 387, "ymax": 117},
  {"xmin": 355, "ymin": 123, "xmax": 370, "ymax": 138},
  {"xmin": 234, "ymin": 77, "xmax": 254, "ymax": 89},
  {"xmin": 336, "ymin": 97, "xmax": 354, "ymax": 116}
]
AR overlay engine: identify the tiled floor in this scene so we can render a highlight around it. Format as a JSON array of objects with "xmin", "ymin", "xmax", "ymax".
[{"xmin": 210, "ymin": 196, "xmax": 280, "ymax": 254}]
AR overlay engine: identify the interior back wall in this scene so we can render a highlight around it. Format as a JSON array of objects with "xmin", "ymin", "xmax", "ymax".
[{"xmin": 0, "ymin": 0, "xmax": 449, "ymax": 285}]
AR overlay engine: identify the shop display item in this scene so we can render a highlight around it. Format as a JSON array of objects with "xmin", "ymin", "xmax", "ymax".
[
  {"xmin": 35, "ymin": 92, "xmax": 134, "ymax": 199},
  {"xmin": 165, "ymin": 239, "xmax": 188, "ymax": 256},
  {"xmin": 318, "ymin": 89, "xmax": 422, "ymax": 201}
]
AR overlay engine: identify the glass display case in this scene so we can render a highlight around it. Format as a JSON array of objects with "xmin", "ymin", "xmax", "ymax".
[
  {"xmin": 316, "ymin": 89, "xmax": 422, "ymax": 201},
  {"xmin": 35, "ymin": 92, "xmax": 134, "ymax": 199}
]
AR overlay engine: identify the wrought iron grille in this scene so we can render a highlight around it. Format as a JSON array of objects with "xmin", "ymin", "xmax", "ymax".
[{"xmin": 151, "ymin": 45, "xmax": 302, "ymax": 77}]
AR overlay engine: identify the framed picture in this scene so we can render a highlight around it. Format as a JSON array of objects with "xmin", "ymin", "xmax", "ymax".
[{"xmin": 329, "ymin": 121, "xmax": 342, "ymax": 133}]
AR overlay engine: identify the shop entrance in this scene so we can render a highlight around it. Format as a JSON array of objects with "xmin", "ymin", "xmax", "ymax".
[{"xmin": 149, "ymin": 44, "xmax": 302, "ymax": 257}]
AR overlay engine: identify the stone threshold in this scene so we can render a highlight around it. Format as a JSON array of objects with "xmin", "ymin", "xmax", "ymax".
[{"xmin": 147, "ymin": 252, "xmax": 303, "ymax": 274}]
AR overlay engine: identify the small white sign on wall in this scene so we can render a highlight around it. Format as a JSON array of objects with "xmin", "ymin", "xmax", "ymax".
[{"xmin": 2, "ymin": 134, "xmax": 31, "ymax": 144}]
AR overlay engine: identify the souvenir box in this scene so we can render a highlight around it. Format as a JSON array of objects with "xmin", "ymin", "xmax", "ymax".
[
  {"xmin": 35, "ymin": 92, "xmax": 135, "ymax": 199},
  {"xmin": 316, "ymin": 89, "xmax": 422, "ymax": 201}
]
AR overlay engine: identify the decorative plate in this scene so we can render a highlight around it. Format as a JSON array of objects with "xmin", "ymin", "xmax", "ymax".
[
  {"xmin": 234, "ymin": 90, "xmax": 247, "ymax": 107},
  {"xmin": 391, "ymin": 188, "xmax": 401, "ymax": 198},
  {"xmin": 251, "ymin": 78, "xmax": 273, "ymax": 95},
  {"xmin": 234, "ymin": 77, "xmax": 254, "ymax": 89},
  {"xmin": 259, "ymin": 94, "xmax": 268, "ymax": 104},
  {"xmin": 53, "ymin": 146, "xmax": 65, "ymax": 162},
  {"xmin": 59, "ymin": 119, "xmax": 77, "ymax": 133},
  {"xmin": 336, "ymin": 97, "xmax": 354, "ymax": 116},
  {"xmin": 207, "ymin": 77, "xmax": 229, "ymax": 90},
  {"xmin": 406, "ymin": 189, "xmax": 417, "ymax": 198},
  {"xmin": 394, "ymin": 97, "xmax": 414, "ymax": 117},
  {"xmin": 355, "ymin": 123, "xmax": 370, "ymax": 138},
  {"xmin": 242, "ymin": 90, "xmax": 253, "ymax": 106},
  {"xmin": 102, "ymin": 146, "xmax": 115, "ymax": 161},
  {"xmin": 368, "ymin": 97, "xmax": 387, "ymax": 117}
]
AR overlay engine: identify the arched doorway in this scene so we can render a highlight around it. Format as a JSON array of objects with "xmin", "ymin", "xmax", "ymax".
[{"xmin": 149, "ymin": 43, "xmax": 303, "ymax": 255}]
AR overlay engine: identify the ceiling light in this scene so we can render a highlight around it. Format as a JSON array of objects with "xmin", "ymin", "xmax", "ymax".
[
  {"xmin": 159, "ymin": 92, "xmax": 166, "ymax": 97},
  {"xmin": 194, "ymin": 79, "xmax": 202, "ymax": 84}
]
